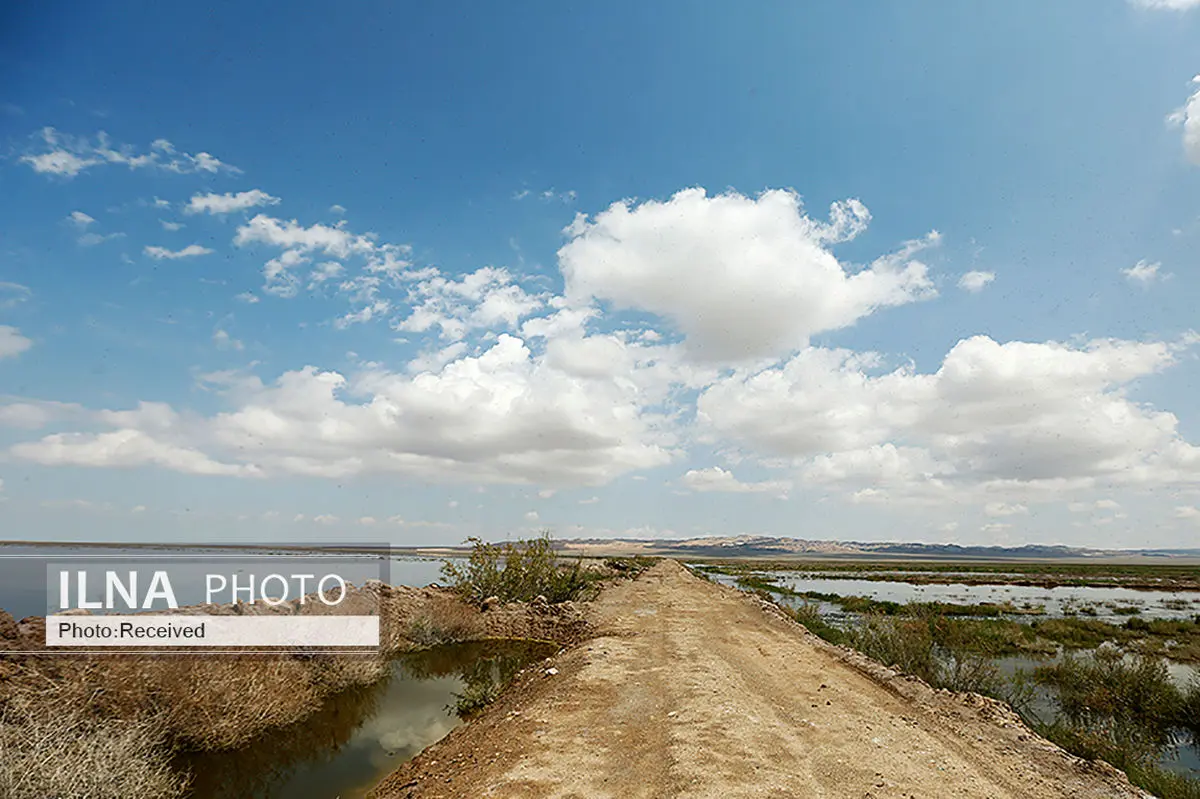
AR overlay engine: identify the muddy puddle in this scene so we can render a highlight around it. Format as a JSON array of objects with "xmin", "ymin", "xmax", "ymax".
[{"xmin": 179, "ymin": 640, "xmax": 557, "ymax": 799}]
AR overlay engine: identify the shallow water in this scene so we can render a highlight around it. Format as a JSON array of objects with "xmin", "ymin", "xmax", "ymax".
[
  {"xmin": 180, "ymin": 640, "xmax": 557, "ymax": 799},
  {"xmin": 709, "ymin": 570, "xmax": 1200, "ymax": 622}
]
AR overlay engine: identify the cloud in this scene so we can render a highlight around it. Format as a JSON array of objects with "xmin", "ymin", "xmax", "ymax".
[
  {"xmin": 0, "ymin": 400, "xmax": 87, "ymax": 429},
  {"xmin": 1131, "ymin": 0, "xmax": 1200, "ymax": 9},
  {"xmin": 1122, "ymin": 260, "xmax": 1169, "ymax": 286},
  {"xmin": 329, "ymin": 204, "xmax": 346, "ymax": 215},
  {"xmin": 21, "ymin": 128, "xmax": 239, "ymax": 178},
  {"xmin": 234, "ymin": 292, "xmax": 260, "ymax": 304},
  {"xmin": 983, "ymin": 502, "xmax": 1028, "ymax": 517},
  {"xmin": 160, "ymin": 220, "xmax": 184, "ymax": 231},
  {"xmin": 957, "ymin": 270, "xmax": 995, "ymax": 293},
  {"xmin": 144, "ymin": 244, "xmax": 214, "ymax": 260},
  {"xmin": 66, "ymin": 212, "xmax": 124, "ymax": 246},
  {"xmin": 700, "ymin": 333, "xmax": 1200, "ymax": 505},
  {"xmin": 48, "ymin": 295, "xmax": 1150, "ymax": 500},
  {"xmin": 233, "ymin": 214, "xmax": 418, "ymax": 305},
  {"xmin": 10, "ymin": 334, "xmax": 676, "ymax": 486},
  {"xmin": 78, "ymin": 232, "xmax": 124, "ymax": 247},
  {"xmin": 0, "ymin": 282, "xmax": 33, "ymax": 309},
  {"xmin": 1167, "ymin": 76, "xmax": 1200, "ymax": 166},
  {"xmin": 1175, "ymin": 505, "xmax": 1200, "ymax": 521},
  {"xmin": 11, "ymin": 429, "xmax": 258, "ymax": 477},
  {"xmin": 234, "ymin": 214, "xmax": 376, "ymax": 258},
  {"xmin": 307, "ymin": 261, "xmax": 344, "ymax": 288},
  {"xmin": 213, "ymin": 329, "xmax": 244, "ymax": 351},
  {"xmin": 0, "ymin": 326, "xmax": 33, "ymax": 359},
  {"xmin": 394, "ymin": 267, "xmax": 543, "ymax": 341},
  {"xmin": 557, "ymin": 188, "xmax": 937, "ymax": 361},
  {"xmin": 679, "ymin": 466, "xmax": 790, "ymax": 497},
  {"xmin": 515, "ymin": 188, "xmax": 576, "ymax": 203},
  {"xmin": 186, "ymin": 189, "xmax": 281, "ymax": 215},
  {"xmin": 579, "ymin": 496, "xmax": 600, "ymax": 504},
  {"xmin": 524, "ymin": 510, "xmax": 540, "ymax": 521}
]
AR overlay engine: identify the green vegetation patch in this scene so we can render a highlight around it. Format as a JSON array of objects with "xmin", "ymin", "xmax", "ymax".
[{"xmin": 441, "ymin": 533, "xmax": 598, "ymax": 605}]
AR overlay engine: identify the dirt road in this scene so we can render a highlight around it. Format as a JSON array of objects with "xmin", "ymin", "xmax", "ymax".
[{"xmin": 372, "ymin": 561, "xmax": 1146, "ymax": 799}]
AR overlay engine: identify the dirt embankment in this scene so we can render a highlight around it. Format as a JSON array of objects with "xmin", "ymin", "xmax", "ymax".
[{"xmin": 372, "ymin": 561, "xmax": 1149, "ymax": 799}]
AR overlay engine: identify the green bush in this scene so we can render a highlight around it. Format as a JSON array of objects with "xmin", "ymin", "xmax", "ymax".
[
  {"xmin": 787, "ymin": 601, "xmax": 849, "ymax": 646},
  {"xmin": 441, "ymin": 532, "xmax": 594, "ymax": 605},
  {"xmin": 1034, "ymin": 647, "xmax": 1184, "ymax": 742},
  {"xmin": 851, "ymin": 613, "xmax": 938, "ymax": 683},
  {"xmin": 936, "ymin": 651, "xmax": 1004, "ymax": 696},
  {"xmin": 1036, "ymin": 720, "xmax": 1200, "ymax": 799}
]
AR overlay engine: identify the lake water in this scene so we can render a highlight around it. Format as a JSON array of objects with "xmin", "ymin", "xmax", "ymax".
[{"xmin": 180, "ymin": 640, "xmax": 557, "ymax": 799}]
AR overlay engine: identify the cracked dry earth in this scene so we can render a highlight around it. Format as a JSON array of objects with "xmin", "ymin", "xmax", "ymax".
[{"xmin": 371, "ymin": 561, "xmax": 1147, "ymax": 799}]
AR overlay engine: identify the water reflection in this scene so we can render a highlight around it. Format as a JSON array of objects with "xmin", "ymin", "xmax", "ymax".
[{"xmin": 182, "ymin": 640, "xmax": 557, "ymax": 799}]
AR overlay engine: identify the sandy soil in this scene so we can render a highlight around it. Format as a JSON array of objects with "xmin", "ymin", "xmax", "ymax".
[{"xmin": 371, "ymin": 561, "xmax": 1148, "ymax": 799}]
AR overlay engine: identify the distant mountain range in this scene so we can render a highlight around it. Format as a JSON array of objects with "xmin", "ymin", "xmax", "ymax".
[{"xmin": 559, "ymin": 535, "xmax": 1200, "ymax": 560}]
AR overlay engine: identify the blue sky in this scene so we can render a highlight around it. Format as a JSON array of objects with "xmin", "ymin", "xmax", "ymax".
[{"xmin": 2, "ymin": 0, "xmax": 1199, "ymax": 548}]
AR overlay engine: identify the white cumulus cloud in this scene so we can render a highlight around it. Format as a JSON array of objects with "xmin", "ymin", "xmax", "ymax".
[
  {"xmin": 1131, "ymin": 0, "xmax": 1200, "ymax": 9},
  {"xmin": 701, "ymin": 333, "xmax": 1200, "ymax": 505},
  {"xmin": 186, "ymin": 189, "xmax": 281, "ymax": 215},
  {"xmin": 958, "ymin": 270, "xmax": 995, "ymax": 293},
  {"xmin": 557, "ymin": 188, "xmax": 937, "ymax": 362},
  {"xmin": 0, "ymin": 326, "xmax": 33, "ymax": 359},
  {"xmin": 9, "ymin": 335, "xmax": 677, "ymax": 486},
  {"xmin": 144, "ymin": 244, "xmax": 214, "ymax": 260},
  {"xmin": 1122, "ymin": 260, "xmax": 1169, "ymax": 286},
  {"xmin": 679, "ymin": 466, "xmax": 791, "ymax": 497},
  {"xmin": 1167, "ymin": 76, "xmax": 1200, "ymax": 165},
  {"xmin": 984, "ymin": 502, "xmax": 1028, "ymax": 517}
]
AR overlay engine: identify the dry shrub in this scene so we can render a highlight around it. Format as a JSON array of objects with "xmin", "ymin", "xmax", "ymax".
[
  {"xmin": 147, "ymin": 656, "xmax": 325, "ymax": 749},
  {"xmin": 308, "ymin": 652, "xmax": 390, "ymax": 693},
  {"xmin": 406, "ymin": 594, "xmax": 484, "ymax": 647},
  {"xmin": 0, "ymin": 705, "xmax": 189, "ymax": 799}
]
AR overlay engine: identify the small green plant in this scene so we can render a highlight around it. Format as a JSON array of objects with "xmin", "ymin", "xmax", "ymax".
[{"xmin": 451, "ymin": 680, "xmax": 502, "ymax": 718}]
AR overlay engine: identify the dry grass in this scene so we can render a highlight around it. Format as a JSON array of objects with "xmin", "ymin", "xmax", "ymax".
[
  {"xmin": 0, "ymin": 704, "xmax": 189, "ymax": 799},
  {"xmin": 405, "ymin": 594, "xmax": 485, "ymax": 647}
]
